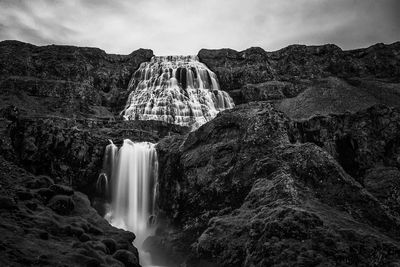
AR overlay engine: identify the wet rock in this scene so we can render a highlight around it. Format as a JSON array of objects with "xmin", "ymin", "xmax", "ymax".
[
  {"xmin": 113, "ymin": 249, "xmax": 140, "ymax": 267},
  {"xmin": 49, "ymin": 184, "xmax": 74, "ymax": 196},
  {"xmin": 47, "ymin": 195, "xmax": 75, "ymax": 215}
]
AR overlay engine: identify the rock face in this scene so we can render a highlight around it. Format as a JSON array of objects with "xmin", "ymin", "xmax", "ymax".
[
  {"xmin": 0, "ymin": 155, "xmax": 140, "ymax": 267},
  {"xmin": 154, "ymin": 102, "xmax": 400, "ymax": 266},
  {"xmin": 0, "ymin": 40, "xmax": 153, "ymax": 117},
  {"xmin": 198, "ymin": 43, "xmax": 400, "ymax": 119},
  {"xmin": 288, "ymin": 104, "xmax": 400, "ymax": 181}
]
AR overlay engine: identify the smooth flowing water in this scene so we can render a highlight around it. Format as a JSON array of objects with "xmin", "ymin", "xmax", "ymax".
[
  {"xmin": 103, "ymin": 139, "xmax": 159, "ymax": 266},
  {"xmin": 123, "ymin": 55, "xmax": 234, "ymax": 128},
  {"xmin": 96, "ymin": 140, "xmax": 118, "ymax": 199}
]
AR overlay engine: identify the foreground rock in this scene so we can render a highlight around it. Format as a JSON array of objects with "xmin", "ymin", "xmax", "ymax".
[
  {"xmin": 199, "ymin": 43, "xmax": 400, "ymax": 119},
  {"xmin": 154, "ymin": 102, "xmax": 400, "ymax": 266},
  {"xmin": 0, "ymin": 155, "xmax": 140, "ymax": 267}
]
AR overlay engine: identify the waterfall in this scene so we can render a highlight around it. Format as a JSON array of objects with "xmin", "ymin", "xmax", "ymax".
[
  {"xmin": 96, "ymin": 140, "xmax": 118, "ymax": 199},
  {"xmin": 123, "ymin": 55, "xmax": 235, "ymax": 128},
  {"xmin": 105, "ymin": 139, "xmax": 159, "ymax": 246}
]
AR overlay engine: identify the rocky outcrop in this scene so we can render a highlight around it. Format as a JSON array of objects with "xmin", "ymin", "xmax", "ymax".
[
  {"xmin": 0, "ymin": 155, "xmax": 140, "ymax": 267},
  {"xmin": 153, "ymin": 102, "xmax": 400, "ymax": 266},
  {"xmin": 198, "ymin": 43, "xmax": 400, "ymax": 119},
  {"xmin": 288, "ymin": 104, "xmax": 400, "ymax": 181},
  {"xmin": 0, "ymin": 40, "xmax": 153, "ymax": 117}
]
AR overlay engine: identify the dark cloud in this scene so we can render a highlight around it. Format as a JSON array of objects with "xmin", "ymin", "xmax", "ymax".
[{"xmin": 0, "ymin": 0, "xmax": 398, "ymax": 55}]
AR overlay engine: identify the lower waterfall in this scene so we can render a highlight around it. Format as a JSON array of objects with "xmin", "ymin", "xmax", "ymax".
[{"xmin": 103, "ymin": 139, "xmax": 159, "ymax": 266}]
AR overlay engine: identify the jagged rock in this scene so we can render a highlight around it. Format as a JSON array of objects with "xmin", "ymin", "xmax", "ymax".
[{"xmin": 155, "ymin": 102, "xmax": 400, "ymax": 266}]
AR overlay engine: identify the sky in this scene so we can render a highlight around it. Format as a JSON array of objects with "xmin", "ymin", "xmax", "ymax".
[{"xmin": 0, "ymin": 0, "xmax": 399, "ymax": 55}]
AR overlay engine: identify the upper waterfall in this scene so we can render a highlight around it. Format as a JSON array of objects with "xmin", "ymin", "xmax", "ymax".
[{"xmin": 123, "ymin": 55, "xmax": 234, "ymax": 128}]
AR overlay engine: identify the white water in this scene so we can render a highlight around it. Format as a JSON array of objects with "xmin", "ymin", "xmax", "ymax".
[
  {"xmin": 104, "ymin": 139, "xmax": 159, "ymax": 266},
  {"xmin": 96, "ymin": 140, "xmax": 118, "ymax": 198},
  {"xmin": 123, "ymin": 55, "xmax": 234, "ymax": 128}
]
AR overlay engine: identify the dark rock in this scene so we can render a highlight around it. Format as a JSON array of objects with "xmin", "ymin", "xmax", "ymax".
[
  {"xmin": 79, "ymin": 233, "xmax": 91, "ymax": 242},
  {"xmin": 36, "ymin": 188, "xmax": 56, "ymax": 202},
  {"xmin": 102, "ymin": 239, "xmax": 117, "ymax": 254},
  {"xmin": 0, "ymin": 196, "xmax": 17, "ymax": 210},
  {"xmin": 85, "ymin": 258, "xmax": 102, "ymax": 267},
  {"xmin": 88, "ymin": 225, "xmax": 103, "ymax": 235},
  {"xmin": 155, "ymin": 102, "xmax": 400, "ymax": 266},
  {"xmin": 16, "ymin": 190, "xmax": 34, "ymax": 200},
  {"xmin": 25, "ymin": 202, "xmax": 37, "ymax": 211},
  {"xmin": 38, "ymin": 230, "xmax": 49, "ymax": 240},
  {"xmin": 112, "ymin": 250, "xmax": 140, "ymax": 267},
  {"xmin": 288, "ymin": 104, "xmax": 400, "ymax": 182},
  {"xmin": 47, "ymin": 195, "xmax": 75, "ymax": 215},
  {"xmin": 364, "ymin": 166, "xmax": 400, "ymax": 214},
  {"xmin": 49, "ymin": 184, "xmax": 74, "ymax": 196},
  {"xmin": 26, "ymin": 175, "xmax": 54, "ymax": 189}
]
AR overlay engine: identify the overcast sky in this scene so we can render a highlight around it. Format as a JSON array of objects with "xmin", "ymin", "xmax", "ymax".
[{"xmin": 0, "ymin": 0, "xmax": 399, "ymax": 55}]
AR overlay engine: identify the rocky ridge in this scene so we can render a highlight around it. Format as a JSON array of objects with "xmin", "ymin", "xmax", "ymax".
[{"xmin": 199, "ymin": 42, "xmax": 400, "ymax": 119}]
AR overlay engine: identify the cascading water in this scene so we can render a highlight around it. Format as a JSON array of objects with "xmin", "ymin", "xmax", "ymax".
[
  {"xmin": 123, "ymin": 55, "xmax": 234, "ymax": 128},
  {"xmin": 96, "ymin": 140, "xmax": 118, "ymax": 199},
  {"xmin": 109, "ymin": 140, "xmax": 158, "ymax": 238},
  {"xmin": 103, "ymin": 139, "xmax": 159, "ymax": 266}
]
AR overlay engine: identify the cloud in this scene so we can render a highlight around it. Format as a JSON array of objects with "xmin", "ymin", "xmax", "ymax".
[{"xmin": 0, "ymin": 0, "xmax": 399, "ymax": 55}]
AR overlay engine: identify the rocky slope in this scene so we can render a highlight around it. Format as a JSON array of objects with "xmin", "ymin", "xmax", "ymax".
[
  {"xmin": 153, "ymin": 102, "xmax": 400, "ymax": 266},
  {"xmin": 198, "ymin": 42, "xmax": 400, "ymax": 119}
]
